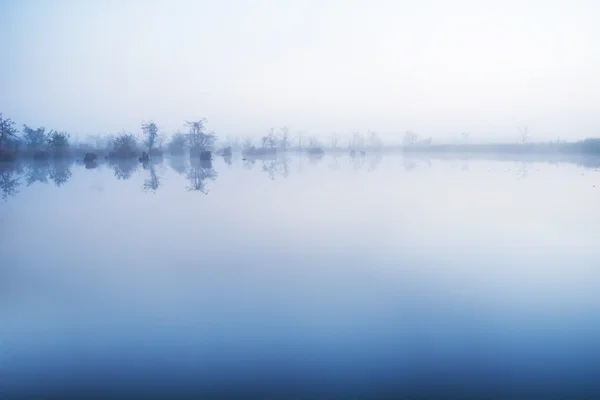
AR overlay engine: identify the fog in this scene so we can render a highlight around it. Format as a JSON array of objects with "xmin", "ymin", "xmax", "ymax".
[{"xmin": 2, "ymin": 0, "xmax": 600, "ymax": 142}]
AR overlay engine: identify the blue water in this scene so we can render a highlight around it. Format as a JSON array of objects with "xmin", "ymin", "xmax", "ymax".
[{"xmin": 1, "ymin": 154, "xmax": 600, "ymax": 399}]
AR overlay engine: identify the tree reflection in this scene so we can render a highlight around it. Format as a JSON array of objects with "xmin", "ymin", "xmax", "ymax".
[
  {"xmin": 168, "ymin": 156, "xmax": 188, "ymax": 175},
  {"xmin": 187, "ymin": 159, "xmax": 218, "ymax": 194},
  {"xmin": 367, "ymin": 153, "xmax": 382, "ymax": 171},
  {"xmin": 328, "ymin": 154, "xmax": 341, "ymax": 170},
  {"xmin": 49, "ymin": 160, "xmax": 72, "ymax": 187},
  {"xmin": 143, "ymin": 163, "xmax": 161, "ymax": 193},
  {"xmin": 109, "ymin": 158, "xmax": 138, "ymax": 180},
  {"xmin": 262, "ymin": 157, "xmax": 290, "ymax": 180},
  {"xmin": 349, "ymin": 151, "xmax": 366, "ymax": 170},
  {"xmin": 307, "ymin": 151, "xmax": 324, "ymax": 165},
  {"xmin": 25, "ymin": 160, "xmax": 51, "ymax": 186},
  {"xmin": 0, "ymin": 164, "xmax": 20, "ymax": 200}
]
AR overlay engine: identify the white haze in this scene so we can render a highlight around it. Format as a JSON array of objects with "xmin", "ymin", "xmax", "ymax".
[{"xmin": 1, "ymin": 0, "xmax": 600, "ymax": 143}]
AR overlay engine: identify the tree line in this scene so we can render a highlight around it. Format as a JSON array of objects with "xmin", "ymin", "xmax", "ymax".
[{"xmin": 3, "ymin": 112, "xmax": 600, "ymax": 163}]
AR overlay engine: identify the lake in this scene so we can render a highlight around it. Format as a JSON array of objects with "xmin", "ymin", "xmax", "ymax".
[{"xmin": 1, "ymin": 153, "xmax": 600, "ymax": 399}]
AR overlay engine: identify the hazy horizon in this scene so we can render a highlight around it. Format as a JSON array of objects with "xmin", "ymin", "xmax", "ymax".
[{"xmin": 2, "ymin": 0, "xmax": 600, "ymax": 142}]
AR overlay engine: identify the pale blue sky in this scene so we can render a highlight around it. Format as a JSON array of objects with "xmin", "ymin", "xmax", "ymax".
[{"xmin": 1, "ymin": 0, "xmax": 599, "ymax": 142}]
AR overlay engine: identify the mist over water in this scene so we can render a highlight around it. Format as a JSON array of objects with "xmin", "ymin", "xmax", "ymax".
[{"xmin": 1, "ymin": 154, "xmax": 600, "ymax": 399}]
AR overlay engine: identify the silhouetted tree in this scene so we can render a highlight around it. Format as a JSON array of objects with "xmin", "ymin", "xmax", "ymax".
[
  {"xmin": 168, "ymin": 132, "xmax": 187, "ymax": 155},
  {"xmin": 23, "ymin": 125, "xmax": 49, "ymax": 155},
  {"xmin": 0, "ymin": 114, "xmax": 19, "ymax": 159},
  {"xmin": 47, "ymin": 130, "xmax": 70, "ymax": 157},
  {"xmin": 141, "ymin": 121, "xmax": 159, "ymax": 154},
  {"xmin": 186, "ymin": 119, "xmax": 217, "ymax": 156},
  {"xmin": 111, "ymin": 133, "xmax": 138, "ymax": 158},
  {"xmin": 261, "ymin": 129, "xmax": 278, "ymax": 149}
]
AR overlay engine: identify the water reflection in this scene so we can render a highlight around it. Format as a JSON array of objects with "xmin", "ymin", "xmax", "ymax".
[
  {"xmin": 25, "ymin": 160, "xmax": 51, "ymax": 186},
  {"xmin": 142, "ymin": 162, "xmax": 162, "ymax": 193},
  {"xmin": 49, "ymin": 160, "xmax": 72, "ymax": 187},
  {"xmin": 187, "ymin": 159, "xmax": 218, "ymax": 193},
  {"xmin": 168, "ymin": 156, "xmax": 188, "ymax": 175},
  {"xmin": 1, "ymin": 154, "xmax": 599, "ymax": 202},
  {"xmin": 109, "ymin": 158, "xmax": 139, "ymax": 180},
  {"xmin": 0, "ymin": 163, "xmax": 20, "ymax": 200},
  {"xmin": 367, "ymin": 152, "xmax": 383, "ymax": 171},
  {"xmin": 262, "ymin": 157, "xmax": 290, "ymax": 180}
]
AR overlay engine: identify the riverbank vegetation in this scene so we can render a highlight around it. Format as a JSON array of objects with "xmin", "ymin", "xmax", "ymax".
[{"xmin": 2, "ymin": 113, "xmax": 600, "ymax": 165}]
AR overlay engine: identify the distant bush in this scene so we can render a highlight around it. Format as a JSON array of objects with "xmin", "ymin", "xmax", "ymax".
[
  {"xmin": 47, "ymin": 130, "xmax": 70, "ymax": 157},
  {"xmin": 110, "ymin": 134, "xmax": 138, "ymax": 159},
  {"xmin": 168, "ymin": 132, "xmax": 187, "ymax": 155}
]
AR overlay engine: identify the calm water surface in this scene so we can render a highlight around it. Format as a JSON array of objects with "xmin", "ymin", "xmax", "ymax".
[{"xmin": 1, "ymin": 154, "xmax": 600, "ymax": 399}]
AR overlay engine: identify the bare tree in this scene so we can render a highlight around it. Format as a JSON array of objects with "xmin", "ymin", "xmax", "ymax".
[
  {"xmin": 186, "ymin": 119, "xmax": 217, "ymax": 153},
  {"xmin": 261, "ymin": 128, "xmax": 278, "ymax": 149}
]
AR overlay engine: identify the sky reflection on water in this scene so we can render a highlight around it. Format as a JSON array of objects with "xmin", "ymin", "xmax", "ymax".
[{"xmin": 1, "ymin": 154, "xmax": 600, "ymax": 399}]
